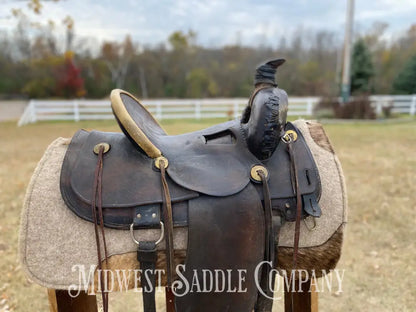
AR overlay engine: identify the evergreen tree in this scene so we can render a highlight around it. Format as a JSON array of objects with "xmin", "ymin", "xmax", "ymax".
[
  {"xmin": 351, "ymin": 39, "xmax": 374, "ymax": 94},
  {"xmin": 392, "ymin": 55, "xmax": 416, "ymax": 94}
]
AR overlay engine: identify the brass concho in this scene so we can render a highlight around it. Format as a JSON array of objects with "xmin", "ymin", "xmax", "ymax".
[
  {"xmin": 154, "ymin": 156, "xmax": 169, "ymax": 169},
  {"xmin": 250, "ymin": 165, "xmax": 268, "ymax": 182},
  {"xmin": 282, "ymin": 130, "xmax": 298, "ymax": 143},
  {"xmin": 93, "ymin": 142, "xmax": 111, "ymax": 154}
]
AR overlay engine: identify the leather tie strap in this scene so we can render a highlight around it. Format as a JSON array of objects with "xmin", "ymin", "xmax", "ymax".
[
  {"xmin": 287, "ymin": 140, "xmax": 303, "ymax": 312},
  {"xmin": 254, "ymin": 170, "xmax": 282, "ymax": 312},
  {"xmin": 159, "ymin": 159, "xmax": 176, "ymax": 312},
  {"xmin": 137, "ymin": 241, "xmax": 158, "ymax": 312},
  {"xmin": 287, "ymin": 142, "xmax": 302, "ymax": 270},
  {"xmin": 165, "ymin": 286, "xmax": 176, "ymax": 312},
  {"xmin": 92, "ymin": 146, "xmax": 109, "ymax": 312}
]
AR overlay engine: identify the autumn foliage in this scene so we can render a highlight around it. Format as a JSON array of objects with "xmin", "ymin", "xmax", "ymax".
[
  {"xmin": 56, "ymin": 51, "xmax": 86, "ymax": 98},
  {"xmin": 1, "ymin": 14, "xmax": 416, "ymax": 99}
]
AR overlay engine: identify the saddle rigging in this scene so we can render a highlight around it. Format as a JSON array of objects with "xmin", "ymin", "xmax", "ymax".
[{"xmin": 60, "ymin": 59, "xmax": 322, "ymax": 312}]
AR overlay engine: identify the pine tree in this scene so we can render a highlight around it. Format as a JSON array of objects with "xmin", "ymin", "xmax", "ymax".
[
  {"xmin": 350, "ymin": 39, "xmax": 374, "ymax": 94},
  {"xmin": 392, "ymin": 55, "xmax": 416, "ymax": 94}
]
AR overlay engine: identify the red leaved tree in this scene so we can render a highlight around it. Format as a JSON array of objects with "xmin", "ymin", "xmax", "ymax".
[{"xmin": 56, "ymin": 51, "xmax": 86, "ymax": 98}]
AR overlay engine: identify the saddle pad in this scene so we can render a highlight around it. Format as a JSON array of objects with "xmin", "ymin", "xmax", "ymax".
[{"xmin": 19, "ymin": 120, "xmax": 347, "ymax": 290}]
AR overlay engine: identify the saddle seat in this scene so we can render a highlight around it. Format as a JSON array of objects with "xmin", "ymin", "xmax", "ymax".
[
  {"xmin": 60, "ymin": 89, "xmax": 322, "ymax": 230},
  {"xmin": 111, "ymin": 89, "xmax": 261, "ymax": 197}
]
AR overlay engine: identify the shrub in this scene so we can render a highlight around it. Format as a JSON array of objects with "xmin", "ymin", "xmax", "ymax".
[{"xmin": 316, "ymin": 96, "xmax": 376, "ymax": 119}]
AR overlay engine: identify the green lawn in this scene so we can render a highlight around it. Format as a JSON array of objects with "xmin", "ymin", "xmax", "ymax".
[{"xmin": 0, "ymin": 118, "xmax": 415, "ymax": 311}]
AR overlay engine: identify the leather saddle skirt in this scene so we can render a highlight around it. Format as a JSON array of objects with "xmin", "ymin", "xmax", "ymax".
[{"xmin": 60, "ymin": 117, "xmax": 321, "ymax": 229}]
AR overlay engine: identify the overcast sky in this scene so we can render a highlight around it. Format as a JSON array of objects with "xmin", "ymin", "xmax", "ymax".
[{"xmin": 1, "ymin": 0, "xmax": 416, "ymax": 47}]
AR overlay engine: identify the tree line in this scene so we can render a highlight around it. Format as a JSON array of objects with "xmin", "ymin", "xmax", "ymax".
[{"xmin": 1, "ymin": 10, "xmax": 415, "ymax": 99}]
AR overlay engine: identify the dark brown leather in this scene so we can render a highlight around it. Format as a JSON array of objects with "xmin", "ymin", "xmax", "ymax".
[
  {"xmin": 60, "ymin": 121, "xmax": 321, "ymax": 228},
  {"xmin": 175, "ymin": 184, "xmax": 265, "ymax": 312},
  {"xmin": 91, "ymin": 145, "xmax": 109, "ymax": 312},
  {"xmin": 254, "ymin": 59, "xmax": 285, "ymax": 86},
  {"xmin": 60, "ymin": 130, "xmax": 198, "ymax": 229},
  {"xmin": 242, "ymin": 87, "xmax": 289, "ymax": 159},
  {"xmin": 137, "ymin": 241, "xmax": 158, "ymax": 312},
  {"xmin": 159, "ymin": 160, "xmax": 175, "ymax": 286},
  {"xmin": 59, "ymin": 59, "xmax": 324, "ymax": 312}
]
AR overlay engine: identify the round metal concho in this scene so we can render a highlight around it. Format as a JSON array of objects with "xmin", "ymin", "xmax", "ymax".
[
  {"xmin": 250, "ymin": 165, "xmax": 269, "ymax": 182},
  {"xmin": 93, "ymin": 142, "xmax": 111, "ymax": 154},
  {"xmin": 154, "ymin": 156, "xmax": 169, "ymax": 169},
  {"xmin": 282, "ymin": 130, "xmax": 298, "ymax": 143}
]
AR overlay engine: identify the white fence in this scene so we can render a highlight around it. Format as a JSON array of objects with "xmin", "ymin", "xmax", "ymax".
[
  {"xmin": 17, "ymin": 97, "xmax": 317, "ymax": 126},
  {"xmin": 370, "ymin": 95, "xmax": 416, "ymax": 115},
  {"xmin": 17, "ymin": 95, "xmax": 416, "ymax": 126}
]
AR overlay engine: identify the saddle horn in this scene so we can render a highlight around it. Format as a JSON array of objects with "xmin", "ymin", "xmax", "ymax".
[
  {"xmin": 254, "ymin": 58, "xmax": 285, "ymax": 86},
  {"xmin": 241, "ymin": 58, "xmax": 288, "ymax": 160}
]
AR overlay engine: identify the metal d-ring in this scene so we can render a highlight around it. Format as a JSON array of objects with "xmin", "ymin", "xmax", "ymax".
[
  {"xmin": 130, "ymin": 221, "xmax": 165, "ymax": 246},
  {"xmin": 303, "ymin": 217, "xmax": 317, "ymax": 231}
]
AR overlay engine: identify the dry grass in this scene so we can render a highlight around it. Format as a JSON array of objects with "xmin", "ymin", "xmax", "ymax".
[{"xmin": 0, "ymin": 118, "xmax": 415, "ymax": 311}]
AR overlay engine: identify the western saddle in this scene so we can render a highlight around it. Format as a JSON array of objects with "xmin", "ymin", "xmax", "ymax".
[{"xmin": 60, "ymin": 59, "xmax": 322, "ymax": 312}]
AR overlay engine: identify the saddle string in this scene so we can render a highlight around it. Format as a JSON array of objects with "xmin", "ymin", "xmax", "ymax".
[
  {"xmin": 287, "ymin": 140, "xmax": 303, "ymax": 312},
  {"xmin": 287, "ymin": 142, "xmax": 302, "ymax": 269},
  {"xmin": 92, "ymin": 146, "xmax": 109, "ymax": 312},
  {"xmin": 254, "ymin": 170, "xmax": 281, "ymax": 312},
  {"xmin": 159, "ymin": 159, "xmax": 176, "ymax": 312},
  {"xmin": 259, "ymin": 170, "xmax": 273, "ymax": 271}
]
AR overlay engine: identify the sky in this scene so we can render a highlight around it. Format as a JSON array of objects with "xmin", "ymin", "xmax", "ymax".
[{"xmin": 1, "ymin": 0, "xmax": 416, "ymax": 48}]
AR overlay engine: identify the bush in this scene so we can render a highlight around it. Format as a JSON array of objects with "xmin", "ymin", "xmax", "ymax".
[
  {"xmin": 314, "ymin": 97, "xmax": 337, "ymax": 119},
  {"xmin": 315, "ymin": 96, "xmax": 376, "ymax": 119},
  {"xmin": 381, "ymin": 103, "xmax": 394, "ymax": 118}
]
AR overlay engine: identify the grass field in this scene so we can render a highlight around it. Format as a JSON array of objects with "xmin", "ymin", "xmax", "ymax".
[{"xmin": 0, "ymin": 118, "xmax": 415, "ymax": 311}]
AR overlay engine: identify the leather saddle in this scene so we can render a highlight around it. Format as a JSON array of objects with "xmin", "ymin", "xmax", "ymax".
[{"xmin": 60, "ymin": 59, "xmax": 322, "ymax": 312}]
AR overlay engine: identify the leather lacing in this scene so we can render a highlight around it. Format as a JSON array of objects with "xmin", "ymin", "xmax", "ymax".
[
  {"xmin": 91, "ymin": 145, "xmax": 109, "ymax": 312},
  {"xmin": 254, "ymin": 135, "xmax": 303, "ymax": 312},
  {"xmin": 158, "ymin": 159, "xmax": 176, "ymax": 312},
  {"xmin": 287, "ymin": 138, "xmax": 303, "ymax": 312},
  {"xmin": 92, "ymin": 151, "xmax": 176, "ymax": 312},
  {"xmin": 254, "ymin": 169, "xmax": 280, "ymax": 312}
]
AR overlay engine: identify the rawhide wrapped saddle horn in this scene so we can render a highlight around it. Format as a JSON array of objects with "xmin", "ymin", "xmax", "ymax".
[{"xmin": 241, "ymin": 58, "xmax": 288, "ymax": 160}]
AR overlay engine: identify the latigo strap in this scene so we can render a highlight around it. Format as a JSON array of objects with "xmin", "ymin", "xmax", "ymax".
[
  {"xmin": 91, "ymin": 145, "xmax": 109, "ymax": 312},
  {"xmin": 137, "ymin": 241, "xmax": 158, "ymax": 312},
  {"xmin": 254, "ymin": 169, "xmax": 283, "ymax": 312}
]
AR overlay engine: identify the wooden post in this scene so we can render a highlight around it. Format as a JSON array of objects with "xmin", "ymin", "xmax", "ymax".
[
  {"xmin": 48, "ymin": 289, "xmax": 98, "ymax": 312},
  {"xmin": 284, "ymin": 279, "xmax": 318, "ymax": 312}
]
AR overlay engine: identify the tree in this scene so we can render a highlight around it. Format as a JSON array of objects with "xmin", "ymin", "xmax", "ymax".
[
  {"xmin": 186, "ymin": 68, "xmax": 218, "ymax": 97},
  {"xmin": 57, "ymin": 51, "xmax": 85, "ymax": 98},
  {"xmin": 101, "ymin": 35, "xmax": 135, "ymax": 88},
  {"xmin": 350, "ymin": 39, "xmax": 374, "ymax": 94},
  {"xmin": 392, "ymin": 55, "xmax": 416, "ymax": 94}
]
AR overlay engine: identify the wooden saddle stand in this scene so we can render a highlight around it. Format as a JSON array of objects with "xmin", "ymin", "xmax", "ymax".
[{"xmin": 56, "ymin": 59, "xmax": 323, "ymax": 312}]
